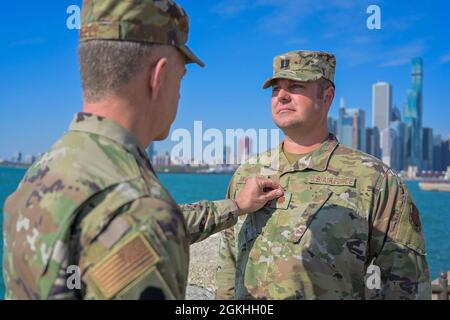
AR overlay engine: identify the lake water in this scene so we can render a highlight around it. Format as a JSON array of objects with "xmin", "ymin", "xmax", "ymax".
[{"xmin": 1, "ymin": 167, "xmax": 449, "ymax": 299}]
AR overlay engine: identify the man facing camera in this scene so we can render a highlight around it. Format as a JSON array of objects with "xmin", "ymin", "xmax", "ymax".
[{"xmin": 216, "ymin": 50, "xmax": 431, "ymax": 300}]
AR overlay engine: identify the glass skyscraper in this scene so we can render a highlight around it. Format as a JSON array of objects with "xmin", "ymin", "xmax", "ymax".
[
  {"xmin": 338, "ymin": 108, "xmax": 365, "ymax": 151},
  {"xmin": 404, "ymin": 57, "xmax": 423, "ymax": 168}
]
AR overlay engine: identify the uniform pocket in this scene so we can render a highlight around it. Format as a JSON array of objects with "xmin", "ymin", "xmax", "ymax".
[
  {"xmin": 287, "ymin": 189, "xmax": 333, "ymax": 243},
  {"xmin": 237, "ymin": 208, "xmax": 273, "ymax": 251}
]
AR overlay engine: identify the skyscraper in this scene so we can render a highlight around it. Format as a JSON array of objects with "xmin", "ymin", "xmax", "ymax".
[
  {"xmin": 366, "ymin": 127, "xmax": 382, "ymax": 159},
  {"xmin": 223, "ymin": 146, "xmax": 232, "ymax": 165},
  {"xmin": 327, "ymin": 117, "xmax": 338, "ymax": 135},
  {"xmin": 404, "ymin": 58, "xmax": 423, "ymax": 168},
  {"xmin": 433, "ymin": 134, "xmax": 444, "ymax": 172},
  {"xmin": 390, "ymin": 121, "xmax": 406, "ymax": 170},
  {"xmin": 338, "ymin": 108, "xmax": 365, "ymax": 151},
  {"xmin": 12, "ymin": 151, "xmax": 22, "ymax": 163},
  {"xmin": 238, "ymin": 136, "xmax": 252, "ymax": 163},
  {"xmin": 372, "ymin": 82, "xmax": 392, "ymax": 133},
  {"xmin": 444, "ymin": 136, "xmax": 450, "ymax": 170},
  {"xmin": 381, "ymin": 127, "xmax": 395, "ymax": 168},
  {"xmin": 422, "ymin": 127, "xmax": 434, "ymax": 171},
  {"xmin": 391, "ymin": 105, "xmax": 401, "ymax": 122}
]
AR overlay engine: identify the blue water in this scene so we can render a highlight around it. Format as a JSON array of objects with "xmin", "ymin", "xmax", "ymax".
[{"xmin": 1, "ymin": 168, "xmax": 449, "ymax": 299}]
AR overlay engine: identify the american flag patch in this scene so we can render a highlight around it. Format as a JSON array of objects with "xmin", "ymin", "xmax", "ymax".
[{"xmin": 89, "ymin": 234, "xmax": 160, "ymax": 298}]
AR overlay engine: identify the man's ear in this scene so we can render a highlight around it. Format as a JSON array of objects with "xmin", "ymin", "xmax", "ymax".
[
  {"xmin": 149, "ymin": 57, "xmax": 168, "ymax": 101},
  {"xmin": 324, "ymin": 86, "xmax": 335, "ymax": 107}
]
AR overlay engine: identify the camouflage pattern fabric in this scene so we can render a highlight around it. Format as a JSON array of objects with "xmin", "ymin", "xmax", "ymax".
[
  {"xmin": 80, "ymin": 0, "xmax": 204, "ymax": 67},
  {"xmin": 216, "ymin": 134, "xmax": 431, "ymax": 300},
  {"xmin": 262, "ymin": 50, "xmax": 336, "ymax": 89},
  {"xmin": 3, "ymin": 113, "xmax": 239, "ymax": 299}
]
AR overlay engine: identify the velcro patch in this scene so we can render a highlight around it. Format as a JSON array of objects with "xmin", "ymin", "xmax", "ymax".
[
  {"xmin": 89, "ymin": 234, "xmax": 160, "ymax": 299},
  {"xmin": 98, "ymin": 216, "xmax": 131, "ymax": 249},
  {"xmin": 308, "ymin": 175, "xmax": 356, "ymax": 187}
]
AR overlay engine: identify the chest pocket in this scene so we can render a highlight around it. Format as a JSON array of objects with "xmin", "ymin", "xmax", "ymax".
[
  {"xmin": 237, "ymin": 196, "xmax": 293, "ymax": 252},
  {"xmin": 287, "ymin": 189, "xmax": 333, "ymax": 243}
]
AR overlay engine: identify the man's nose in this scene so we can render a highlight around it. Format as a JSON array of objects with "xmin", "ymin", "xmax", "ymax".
[{"xmin": 278, "ymin": 88, "xmax": 291, "ymax": 103}]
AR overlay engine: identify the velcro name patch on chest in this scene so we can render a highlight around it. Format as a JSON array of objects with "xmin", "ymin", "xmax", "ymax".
[
  {"xmin": 89, "ymin": 234, "xmax": 160, "ymax": 299},
  {"xmin": 308, "ymin": 175, "xmax": 356, "ymax": 187}
]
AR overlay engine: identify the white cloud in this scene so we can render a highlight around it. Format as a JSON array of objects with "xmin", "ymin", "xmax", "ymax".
[
  {"xmin": 211, "ymin": 0, "xmax": 251, "ymax": 16},
  {"xmin": 380, "ymin": 40, "xmax": 426, "ymax": 67}
]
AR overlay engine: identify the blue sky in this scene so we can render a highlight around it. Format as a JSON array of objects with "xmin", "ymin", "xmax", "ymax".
[{"xmin": 0, "ymin": 0, "xmax": 449, "ymax": 159}]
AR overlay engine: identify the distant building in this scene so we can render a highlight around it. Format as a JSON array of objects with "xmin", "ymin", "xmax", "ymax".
[
  {"xmin": 366, "ymin": 127, "xmax": 382, "ymax": 159},
  {"xmin": 391, "ymin": 105, "xmax": 402, "ymax": 122},
  {"xmin": 153, "ymin": 152, "xmax": 171, "ymax": 167},
  {"xmin": 407, "ymin": 165, "xmax": 419, "ymax": 179},
  {"xmin": 24, "ymin": 154, "xmax": 36, "ymax": 165},
  {"xmin": 433, "ymin": 134, "xmax": 444, "ymax": 172},
  {"xmin": 404, "ymin": 58, "xmax": 424, "ymax": 168},
  {"xmin": 238, "ymin": 136, "xmax": 252, "ymax": 163},
  {"xmin": 327, "ymin": 117, "xmax": 338, "ymax": 135},
  {"xmin": 422, "ymin": 127, "xmax": 434, "ymax": 171},
  {"xmin": 381, "ymin": 127, "xmax": 394, "ymax": 168},
  {"xmin": 382, "ymin": 121, "xmax": 406, "ymax": 170},
  {"xmin": 12, "ymin": 151, "xmax": 22, "ymax": 163},
  {"xmin": 338, "ymin": 108, "xmax": 365, "ymax": 151},
  {"xmin": 444, "ymin": 136, "xmax": 450, "ymax": 170},
  {"xmin": 372, "ymin": 82, "xmax": 392, "ymax": 133},
  {"xmin": 223, "ymin": 146, "xmax": 232, "ymax": 165}
]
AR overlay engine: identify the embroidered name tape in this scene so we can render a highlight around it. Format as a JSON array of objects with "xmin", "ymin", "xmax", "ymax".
[{"xmin": 308, "ymin": 175, "xmax": 356, "ymax": 187}]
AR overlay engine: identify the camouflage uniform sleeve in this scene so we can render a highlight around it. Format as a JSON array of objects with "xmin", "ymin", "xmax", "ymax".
[
  {"xmin": 368, "ymin": 170, "xmax": 431, "ymax": 300},
  {"xmin": 215, "ymin": 175, "xmax": 239, "ymax": 299},
  {"xmin": 79, "ymin": 197, "xmax": 189, "ymax": 300},
  {"xmin": 179, "ymin": 198, "xmax": 240, "ymax": 244}
]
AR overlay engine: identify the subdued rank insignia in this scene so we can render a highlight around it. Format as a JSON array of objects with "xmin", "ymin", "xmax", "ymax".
[
  {"xmin": 308, "ymin": 175, "xmax": 356, "ymax": 187},
  {"xmin": 280, "ymin": 59, "xmax": 290, "ymax": 69},
  {"xmin": 89, "ymin": 234, "xmax": 160, "ymax": 299},
  {"xmin": 269, "ymin": 191, "xmax": 292, "ymax": 209},
  {"xmin": 409, "ymin": 202, "xmax": 422, "ymax": 232}
]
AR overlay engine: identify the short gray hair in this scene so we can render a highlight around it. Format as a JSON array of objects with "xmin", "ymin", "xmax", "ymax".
[{"xmin": 78, "ymin": 40, "xmax": 157, "ymax": 102}]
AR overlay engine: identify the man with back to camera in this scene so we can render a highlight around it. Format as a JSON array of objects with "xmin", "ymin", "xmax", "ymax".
[{"xmin": 2, "ymin": 0, "xmax": 284, "ymax": 300}]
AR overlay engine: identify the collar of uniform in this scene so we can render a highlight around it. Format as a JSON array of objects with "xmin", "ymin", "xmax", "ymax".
[
  {"xmin": 265, "ymin": 133, "xmax": 339, "ymax": 174},
  {"xmin": 291, "ymin": 133, "xmax": 339, "ymax": 172},
  {"xmin": 69, "ymin": 112, "xmax": 150, "ymax": 167}
]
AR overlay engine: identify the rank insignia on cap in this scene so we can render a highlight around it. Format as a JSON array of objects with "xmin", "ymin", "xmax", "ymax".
[
  {"xmin": 89, "ymin": 234, "xmax": 160, "ymax": 299},
  {"xmin": 280, "ymin": 59, "xmax": 290, "ymax": 69}
]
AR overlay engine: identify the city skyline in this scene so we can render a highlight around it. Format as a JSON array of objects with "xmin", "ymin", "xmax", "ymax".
[
  {"xmin": 329, "ymin": 58, "xmax": 450, "ymax": 172},
  {"xmin": 1, "ymin": 0, "xmax": 450, "ymax": 160},
  {"xmin": 3, "ymin": 56, "xmax": 450, "ymax": 174}
]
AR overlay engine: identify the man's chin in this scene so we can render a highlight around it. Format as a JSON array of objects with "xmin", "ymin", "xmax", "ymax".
[
  {"xmin": 154, "ymin": 129, "xmax": 170, "ymax": 141},
  {"xmin": 273, "ymin": 118, "xmax": 302, "ymax": 131}
]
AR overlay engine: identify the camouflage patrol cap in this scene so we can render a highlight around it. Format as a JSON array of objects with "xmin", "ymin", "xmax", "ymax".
[
  {"xmin": 262, "ymin": 50, "xmax": 336, "ymax": 89},
  {"xmin": 80, "ymin": 0, "xmax": 204, "ymax": 67}
]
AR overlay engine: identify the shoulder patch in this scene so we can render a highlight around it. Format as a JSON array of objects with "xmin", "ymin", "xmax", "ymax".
[
  {"xmin": 409, "ymin": 202, "xmax": 422, "ymax": 232},
  {"xmin": 89, "ymin": 234, "xmax": 160, "ymax": 298}
]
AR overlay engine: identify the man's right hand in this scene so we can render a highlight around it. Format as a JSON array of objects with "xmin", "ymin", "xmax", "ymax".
[{"xmin": 235, "ymin": 177, "xmax": 283, "ymax": 215}]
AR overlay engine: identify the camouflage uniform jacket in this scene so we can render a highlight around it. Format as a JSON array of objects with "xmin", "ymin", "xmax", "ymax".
[
  {"xmin": 216, "ymin": 134, "xmax": 431, "ymax": 300},
  {"xmin": 3, "ymin": 112, "xmax": 239, "ymax": 300}
]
